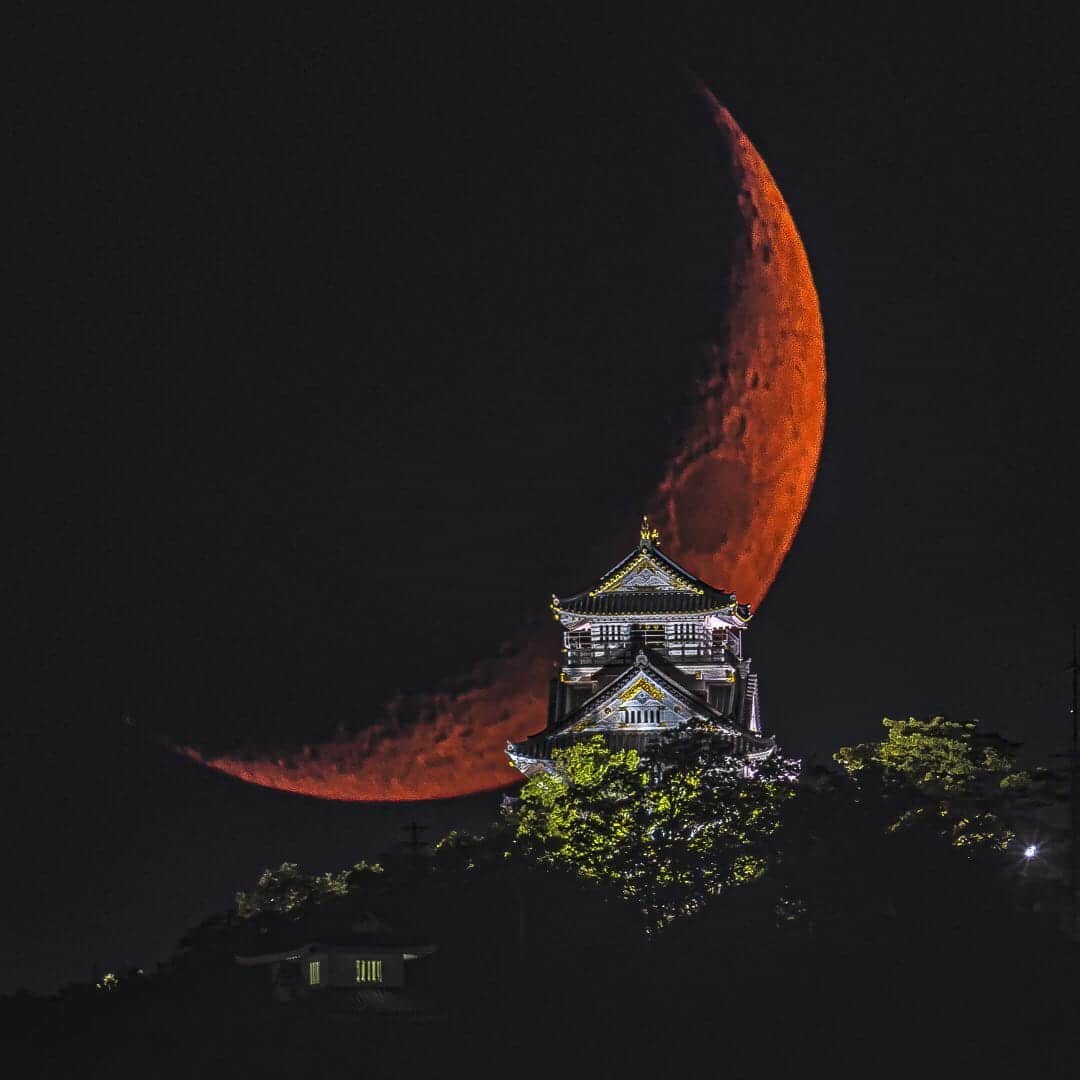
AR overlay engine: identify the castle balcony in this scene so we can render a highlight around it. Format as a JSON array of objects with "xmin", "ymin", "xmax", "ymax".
[{"xmin": 565, "ymin": 643, "xmax": 728, "ymax": 667}]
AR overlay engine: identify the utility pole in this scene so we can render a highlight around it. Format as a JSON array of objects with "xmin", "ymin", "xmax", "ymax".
[
  {"xmin": 1069, "ymin": 625, "xmax": 1079, "ymax": 936},
  {"xmin": 402, "ymin": 821, "xmax": 429, "ymax": 860}
]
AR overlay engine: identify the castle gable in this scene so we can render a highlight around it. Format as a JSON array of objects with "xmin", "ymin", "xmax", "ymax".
[
  {"xmin": 593, "ymin": 551, "xmax": 699, "ymax": 595},
  {"xmin": 552, "ymin": 522, "xmax": 741, "ymax": 619},
  {"xmin": 561, "ymin": 655, "xmax": 721, "ymax": 736}
]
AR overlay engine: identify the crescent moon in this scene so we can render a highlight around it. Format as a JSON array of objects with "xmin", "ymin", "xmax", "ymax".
[
  {"xmin": 177, "ymin": 87, "xmax": 826, "ymax": 801},
  {"xmin": 652, "ymin": 85, "xmax": 826, "ymax": 609}
]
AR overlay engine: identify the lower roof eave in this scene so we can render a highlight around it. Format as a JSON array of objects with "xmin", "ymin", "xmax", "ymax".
[
  {"xmin": 506, "ymin": 742, "xmax": 554, "ymax": 778},
  {"xmin": 745, "ymin": 737, "xmax": 777, "ymax": 761},
  {"xmin": 236, "ymin": 943, "xmax": 438, "ymax": 965}
]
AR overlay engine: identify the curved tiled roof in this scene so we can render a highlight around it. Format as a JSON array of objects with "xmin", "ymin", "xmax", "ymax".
[
  {"xmin": 558, "ymin": 591, "xmax": 736, "ymax": 616},
  {"xmin": 509, "ymin": 647, "xmax": 772, "ymax": 760},
  {"xmin": 552, "ymin": 535, "xmax": 747, "ymax": 619}
]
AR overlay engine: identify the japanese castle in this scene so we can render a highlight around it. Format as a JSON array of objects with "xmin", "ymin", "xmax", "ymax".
[{"xmin": 507, "ymin": 519, "xmax": 775, "ymax": 776}]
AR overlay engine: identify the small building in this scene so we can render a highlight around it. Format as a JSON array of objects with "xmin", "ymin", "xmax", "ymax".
[
  {"xmin": 236, "ymin": 917, "xmax": 438, "ymax": 1016},
  {"xmin": 508, "ymin": 518, "xmax": 775, "ymax": 775}
]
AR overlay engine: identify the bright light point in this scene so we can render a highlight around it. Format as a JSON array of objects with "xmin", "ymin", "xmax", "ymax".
[{"xmin": 1023, "ymin": 844, "xmax": 1038, "ymax": 859}]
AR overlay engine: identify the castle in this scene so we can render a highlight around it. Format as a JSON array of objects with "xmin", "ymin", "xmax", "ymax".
[{"xmin": 507, "ymin": 519, "xmax": 775, "ymax": 775}]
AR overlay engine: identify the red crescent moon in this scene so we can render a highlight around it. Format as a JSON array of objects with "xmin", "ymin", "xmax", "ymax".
[
  {"xmin": 651, "ymin": 87, "xmax": 826, "ymax": 609},
  {"xmin": 177, "ymin": 89, "xmax": 826, "ymax": 801}
]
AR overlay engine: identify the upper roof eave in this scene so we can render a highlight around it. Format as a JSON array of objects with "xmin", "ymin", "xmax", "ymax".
[{"xmin": 554, "ymin": 595, "xmax": 740, "ymax": 618}]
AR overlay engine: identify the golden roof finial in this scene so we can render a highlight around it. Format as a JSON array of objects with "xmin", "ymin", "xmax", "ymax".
[{"xmin": 640, "ymin": 515, "xmax": 661, "ymax": 547}]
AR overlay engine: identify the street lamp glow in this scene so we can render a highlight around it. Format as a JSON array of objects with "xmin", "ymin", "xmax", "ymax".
[{"xmin": 1023, "ymin": 844, "xmax": 1038, "ymax": 859}]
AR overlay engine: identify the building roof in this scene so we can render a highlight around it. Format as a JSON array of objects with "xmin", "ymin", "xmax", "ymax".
[
  {"xmin": 232, "ymin": 913, "xmax": 435, "ymax": 961},
  {"xmin": 552, "ymin": 519, "xmax": 748, "ymax": 620},
  {"xmin": 509, "ymin": 648, "xmax": 773, "ymax": 765},
  {"xmin": 236, "ymin": 941, "xmax": 437, "ymax": 965},
  {"xmin": 562, "ymin": 650, "xmax": 742, "ymax": 734},
  {"xmin": 557, "ymin": 590, "xmax": 739, "ymax": 616}
]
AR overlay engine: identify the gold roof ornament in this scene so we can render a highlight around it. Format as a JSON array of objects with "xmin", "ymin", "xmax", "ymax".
[
  {"xmin": 618, "ymin": 676, "xmax": 665, "ymax": 703},
  {"xmin": 640, "ymin": 515, "xmax": 661, "ymax": 547}
]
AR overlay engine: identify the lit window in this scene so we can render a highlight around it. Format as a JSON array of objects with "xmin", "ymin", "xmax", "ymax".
[
  {"xmin": 308, "ymin": 960, "xmax": 321, "ymax": 986},
  {"xmin": 356, "ymin": 959, "xmax": 383, "ymax": 983}
]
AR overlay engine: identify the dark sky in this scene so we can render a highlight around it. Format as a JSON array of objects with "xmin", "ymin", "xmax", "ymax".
[{"xmin": 6, "ymin": 9, "xmax": 1077, "ymax": 994}]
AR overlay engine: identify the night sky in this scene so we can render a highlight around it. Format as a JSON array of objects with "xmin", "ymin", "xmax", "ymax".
[{"xmin": 7, "ymin": 9, "xmax": 1077, "ymax": 995}]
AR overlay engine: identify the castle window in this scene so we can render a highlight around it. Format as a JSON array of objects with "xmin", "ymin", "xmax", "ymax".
[
  {"xmin": 356, "ymin": 959, "xmax": 383, "ymax": 983},
  {"xmin": 308, "ymin": 960, "xmax": 321, "ymax": 986},
  {"xmin": 667, "ymin": 623, "xmax": 701, "ymax": 656}
]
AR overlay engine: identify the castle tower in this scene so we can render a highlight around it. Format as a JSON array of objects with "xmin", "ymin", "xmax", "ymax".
[{"xmin": 507, "ymin": 519, "xmax": 774, "ymax": 776}]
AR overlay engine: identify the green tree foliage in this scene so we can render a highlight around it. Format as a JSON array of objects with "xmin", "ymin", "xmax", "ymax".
[
  {"xmin": 23, "ymin": 725, "xmax": 1077, "ymax": 1078},
  {"xmin": 834, "ymin": 716, "xmax": 1039, "ymax": 851},
  {"xmin": 509, "ymin": 725, "xmax": 796, "ymax": 925},
  {"xmin": 234, "ymin": 860, "xmax": 383, "ymax": 919},
  {"xmin": 432, "ymin": 827, "xmax": 515, "ymax": 874}
]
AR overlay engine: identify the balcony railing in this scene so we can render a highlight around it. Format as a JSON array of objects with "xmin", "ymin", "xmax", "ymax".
[{"xmin": 565, "ymin": 643, "xmax": 728, "ymax": 666}]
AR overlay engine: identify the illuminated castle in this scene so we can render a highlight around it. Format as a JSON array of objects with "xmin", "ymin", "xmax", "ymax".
[{"xmin": 507, "ymin": 519, "xmax": 774, "ymax": 776}]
